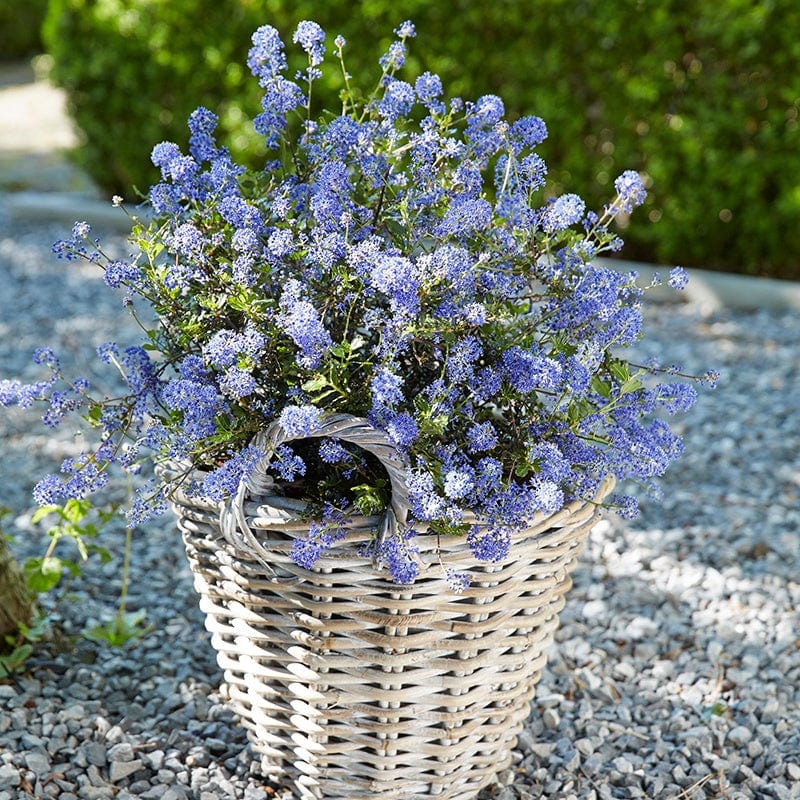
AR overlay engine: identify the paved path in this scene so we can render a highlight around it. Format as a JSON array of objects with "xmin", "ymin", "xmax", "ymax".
[{"xmin": 0, "ymin": 60, "xmax": 95, "ymax": 196}]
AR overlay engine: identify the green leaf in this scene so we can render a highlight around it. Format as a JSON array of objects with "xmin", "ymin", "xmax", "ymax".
[
  {"xmin": 31, "ymin": 505, "xmax": 60, "ymax": 524},
  {"xmin": 17, "ymin": 616, "xmax": 49, "ymax": 643},
  {"xmin": 63, "ymin": 499, "xmax": 91, "ymax": 524},
  {"xmin": 82, "ymin": 610, "xmax": 151, "ymax": 648},
  {"xmin": 567, "ymin": 398, "xmax": 593, "ymax": 425},
  {"xmin": 0, "ymin": 644, "xmax": 33, "ymax": 677},
  {"xmin": 429, "ymin": 520, "xmax": 470, "ymax": 538},
  {"xmin": 87, "ymin": 544, "xmax": 113, "ymax": 565},
  {"xmin": 330, "ymin": 342, "xmax": 350, "ymax": 358},
  {"xmin": 301, "ymin": 375, "xmax": 330, "ymax": 392},
  {"xmin": 620, "ymin": 378, "xmax": 644, "ymax": 395},
  {"xmin": 24, "ymin": 556, "xmax": 65, "ymax": 593},
  {"xmin": 590, "ymin": 375, "xmax": 612, "ymax": 398},
  {"xmin": 352, "ymin": 482, "xmax": 387, "ymax": 516},
  {"xmin": 609, "ymin": 360, "xmax": 631, "ymax": 383}
]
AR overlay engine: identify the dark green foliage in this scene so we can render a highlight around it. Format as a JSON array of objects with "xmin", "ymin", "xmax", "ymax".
[
  {"xmin": 43, "ymin": 0, "xmax": 800, "ymax": 278},
  {"xmin": 0, "ymin": 0, "xmax": 48, "ymax": 59}
]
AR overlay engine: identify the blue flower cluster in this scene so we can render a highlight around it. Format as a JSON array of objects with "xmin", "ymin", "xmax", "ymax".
[{"xmin": 0, "ymin": 19, "xmax": 713, "ymax": 587}]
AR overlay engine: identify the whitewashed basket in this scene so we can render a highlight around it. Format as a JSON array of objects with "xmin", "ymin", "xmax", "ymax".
[{"xmin": 168, "ymin": 414, "xmax": 611, "ymax": 800}]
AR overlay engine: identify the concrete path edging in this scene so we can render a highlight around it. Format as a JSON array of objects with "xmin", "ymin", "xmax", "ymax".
[
  {"xmin": 598, "ymin": 257, "xmax": 800, "ymax": 313},
  {"xmin": 2, "ymin": 190, "xmax": 145, "ymax": 232}
]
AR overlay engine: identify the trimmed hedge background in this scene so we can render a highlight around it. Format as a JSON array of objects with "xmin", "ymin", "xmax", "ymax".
[
  {"xmin": 0, "ymin": 0, "xmax": 48, "ymax": 60},
  {"xmin": 41, "ymin": 0, "xmax": 800, "ymax": 280}
]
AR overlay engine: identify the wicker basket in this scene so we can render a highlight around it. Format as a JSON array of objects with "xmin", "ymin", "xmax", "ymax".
[{"xmin": 168, "ymin": 414, "xmax": 612, "ymax": 800}]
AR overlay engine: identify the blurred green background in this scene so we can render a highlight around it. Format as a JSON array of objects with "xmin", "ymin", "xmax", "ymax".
[{"xmin": 4, "ymin": 0, "xmax": 800, "ymax": 280}]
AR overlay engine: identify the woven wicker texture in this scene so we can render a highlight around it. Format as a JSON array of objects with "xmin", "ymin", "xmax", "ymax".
[{"xmin": 169, "ymin": 415, "xmax": 612, "ymax": 800}]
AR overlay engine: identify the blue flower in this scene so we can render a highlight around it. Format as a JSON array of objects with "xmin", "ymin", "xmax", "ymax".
[
  {"xmin": 293, "ymin": 20, "xmax": 326, "ymax": 66},
  {"xmin": 104, "ymin": 259, "xmax": 141, "ymax": 289},
  {"xmin": 445, "ymin": 568, "xmax": 471, "ymax": 593},
  {"xmin": 467, "ymin": 524, "xmax": 510, "ymax": 563},
  {"xmin": 612, "ymin": 493, "xmax": 640, "ymax": 519},
  {"xmin": 503, "ymin": 347, "xmax": 563, "ymax": 394},
  {"xmin": 510, "ymin": 116, "xmax": 548, "ymax": 150},
  {"xmin": 541, "ymin": 193, "xmax": 586, "ymax": 233},
  {"xmin": 369, "ymin": 254, "xmax": 420, "ymax": 317},
  {"xmin": 168, "ymin": 223, "xmax": 206, "ymax": 260},
  {"xmin": 231, "ymin": 228, "xmax": 261, "ymax": 254},
  {"xmin": 614, "ymin": 170, "xmax": 647, "ymax": 213},
  {"xmin": 267, "ymin": 228, "xmax": 295, "ymax": 258},
  {"xmin": 318, "ymin": 438, "xmax": 352, "ymax": 465},
  {"xmin": 395, "ymin": 20, "xmax": 416, "ymax": 38},
  {"xmin": 669, "ymin": 266, "xmax": 689, "ymax": 290},
  {"xmin": 219, "ymin": 367, "xmax": 257, "ymax": 399},
  {"xmin": 310, "ymin": 161, "xmax": 354, "ymax": 229},
  {"xmin": 374, "ymin": 528, "xmax": 420, "ymax": 585},
  {"xmin": 445, "ymin": 336, "xmax": 482, "ymax": 383},
  {"xmin": 654, "ymin": 383, "xmax": 697, "ymax": 414},
  {"xmin": 415, "ymin": 72, "xmax": 443, "ymax": 106},
  {"xmin": 254, "ymin": 76, "xmax": 304, "ymax": 148},
  {"xmin": 443, "ymin": 469, "xmax": 474, "ymax": 500},
  {"xmin": 162, "ymin": 379, "xmax": 221, "ymax": 441},
  {"xmin": 187, "ymin": 107, "xmax": 220, "ymax": 163},
  {"xmin": 279, "ymin": 404, "xmax": 322, "ymax": 437},
  {"xmin": 406, "ymin": 469, "xmax": 446, "ymax": 521},
  {"xmin": 151, "ymin": 142, "xmax": 182, "ymax": 176},
  {"xmin": 248, "ymin": 25, "xmax": 288, "ymax": 84},
  {"xmin": 8, "ymin": 18, "xmax": 706, "ymax": 587},
  {"xmin": 272, "ymin": 444, "xmax": 306, "ymax": 481},
  {"xmin": 203, "ymin": 326, "xmax": 265, "ymax": 370},
  {"xmin": 371, "ymin": 368, "xmax": 404, "ymax": 407},
  {"xmin": 469, "ymin": 94, "xmax": 505, "ymax": 127},
  {"xmin": 528, "ymin": 442, "xmax": 571, "ymax": 484},
  {"xmin": 201, "ymin": 444, "xmax": 264, "ymax": 502},
  {"xmin": 383, "ymin": 411, "xmax": 419, "ymax": 451},
  {"xmin": 218, "ymin": 196, "xmax": 265, "ymax": 232},
  {"xmin": 530, "ymin": 478, "xmax": 563, "ymax": 514},
  {"xmin": 290, "ymin": 505, "xmax": 349, "ymax": 569},
  {"xmin": 377, "ymin": 79, "xmax": 415, "ymax": 122},
  {"xmin": 435, "ymin": 197, "xmax": 492, "ymax": 238},
  {"xmin": 277, "ymin": 282, "xmax": 333, "ymax": 369},
  {"xmin": 466, "ymin": 422, "xmax": 498, "ymax": 453}
]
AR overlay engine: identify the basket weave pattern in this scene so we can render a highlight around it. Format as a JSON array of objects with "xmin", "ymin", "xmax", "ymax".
[{"xmin": 169, "ymin": 415, "xmax": 611, "ymax": 800}]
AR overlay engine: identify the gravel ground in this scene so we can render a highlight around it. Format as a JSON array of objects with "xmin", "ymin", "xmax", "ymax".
[{"xmin": 1, "ymin": 212, "xmax": 799, "ymax": 800}]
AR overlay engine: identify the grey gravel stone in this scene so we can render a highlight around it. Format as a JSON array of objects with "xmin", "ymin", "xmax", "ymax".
[
  {"xmin": 78, "ymin": 788, "xmax": 114, "ymax": 800},
  {"xmin": 23, "ymin": 751, "xmax": 51, "ymax": 776},
  {"xmin": 728, "ymin": 726, "xmax": 754, "ymax": 747},
  {"xmin": 542, "ymin": 708, "xmax": 560, "ymax": 730},
  {"xmin": 109, "ymin": 759, "xmax": 143, "ymax": 783},
  {"xmin": 107, "ymin": 742, "xmax": 135, "ymax": 763},
  {"xmin": 0, "ymin": 766, "xmax": 19, "ymax": 791}
]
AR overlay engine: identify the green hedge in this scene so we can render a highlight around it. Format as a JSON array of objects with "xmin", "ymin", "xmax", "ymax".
[
  {"xmin": 44, "ymin": 0, "xmax": 800, "ymax": 279},
  {"xmin": 0, "ymin": 0, "xmax": 48, "ymax": 60}
]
